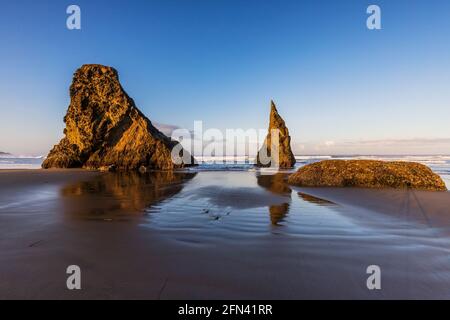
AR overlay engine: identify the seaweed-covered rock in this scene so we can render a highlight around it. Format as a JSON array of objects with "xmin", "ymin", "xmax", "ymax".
[
  {"xmin": 255, "ymin": 101, "xmax": 296, "ymax": 168},
  {"xmin": 42, "ymin": 64, "xmax": 195, "ymax": 170},
  {"xmin": 288, "ymin": 160, "xmax": 447, "ymax": 191}
]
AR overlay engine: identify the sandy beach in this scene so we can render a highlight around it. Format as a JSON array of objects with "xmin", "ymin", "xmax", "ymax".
[{"xmin": 1, "ymin": 169, "xmax": 450, "ymax": 299}]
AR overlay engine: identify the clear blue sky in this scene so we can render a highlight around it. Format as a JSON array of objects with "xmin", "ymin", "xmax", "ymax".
[{"xmin": 1, "ymin": 0, "xmax": 450, "ymax": 155}]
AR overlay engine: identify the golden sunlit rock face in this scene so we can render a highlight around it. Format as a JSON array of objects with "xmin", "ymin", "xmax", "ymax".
[
  {"xmin": 256, "ymin": 101, "xmax": 296, "ymax": 168},
  {"xmin": 288, "ymin": 160, "xmax": 447, "ymax": 191},
  {"xmin": 42, "ymin": 64, "xmax": 195, "ymax": 170}
]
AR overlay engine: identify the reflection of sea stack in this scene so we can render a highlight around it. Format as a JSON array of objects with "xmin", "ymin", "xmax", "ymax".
[
  {"xmin": 256, "ymin": 101, "xmax": 296, "ymax": 168},
  {"xmin": 256, "ymin": 173, "xmax": 292, "ymax": 225},
  {"xmin": 42, "ymin": 64, "xmax": 195, "ymax": 170}
]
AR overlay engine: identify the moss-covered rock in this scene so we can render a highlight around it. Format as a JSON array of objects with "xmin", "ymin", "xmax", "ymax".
[{"xmin": 288, "ymin": 160, "xmax": 447, "ymax": 191}]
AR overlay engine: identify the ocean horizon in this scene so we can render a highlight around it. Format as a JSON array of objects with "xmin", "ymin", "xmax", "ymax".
[{"xmin": 2, "ymin": 154, "xmax": 449, "ymax": 188}]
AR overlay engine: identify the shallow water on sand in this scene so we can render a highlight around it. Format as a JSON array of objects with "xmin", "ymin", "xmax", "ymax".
[{"xmin": 1, "ymin": 169, "xmax": 450, "ymax": 299}]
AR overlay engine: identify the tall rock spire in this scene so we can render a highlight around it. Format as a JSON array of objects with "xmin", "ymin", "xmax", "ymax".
[
  {"xmin": 42, "ymin": 64, "xmax": 195, "ymax": 170},
  {"xmin": 256, "ymin": 100, "xmax": 296, "ymax": 168}
]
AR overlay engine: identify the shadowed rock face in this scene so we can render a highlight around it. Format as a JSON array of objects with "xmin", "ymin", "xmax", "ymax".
[
  {"xmin": 288, "ymin": 160, "xmax": 447, "ymax": 191},
  {"xmin": 256, "ymin": 101, "xmax": 296, "ymax": 168},
  {"xmin": 42, "ymin": 64, "xmax": 195, "ymax": 170}
]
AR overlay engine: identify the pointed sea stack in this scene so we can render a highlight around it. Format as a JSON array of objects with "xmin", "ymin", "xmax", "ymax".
[
  {"xmin": 42, "ymin": 64, "xmax": 195, "ymax": 170},
  {"xmin": 256, "ymin": 101, "xmax": 296, "ymax": 168}
]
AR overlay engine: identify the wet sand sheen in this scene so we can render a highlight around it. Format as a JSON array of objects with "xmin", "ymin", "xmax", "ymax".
[{"xmin": 1, "ymin": 169, "xmax": 450, "ymax": 299}]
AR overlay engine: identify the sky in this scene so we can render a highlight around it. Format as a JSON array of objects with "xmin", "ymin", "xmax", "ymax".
[{"xmin": 1, "ymin": 0, "xmax": 450, "ymax": 156}]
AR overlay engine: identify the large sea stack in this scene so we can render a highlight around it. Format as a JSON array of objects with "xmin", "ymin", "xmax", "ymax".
[
  {"xmin": 42, "ymin": 64, "xmax": 195, "ymax": 170},
  {"xmin": 256, "ymin": 101, "xmax": 296, "ymax": 168},
  {"xmin": 288, "ymin": 160, "xmax": 447, "ymax": 191}
]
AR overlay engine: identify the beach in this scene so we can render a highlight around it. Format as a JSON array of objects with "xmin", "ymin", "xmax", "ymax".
[
  {"xmin": 2, "ymin": 0, "xmax": 450, "ymax": 306},
  {"xmin": 1, "ymin": 168, "xmax": 450, "ymax": 299}
]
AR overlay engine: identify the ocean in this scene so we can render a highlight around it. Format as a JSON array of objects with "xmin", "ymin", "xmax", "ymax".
[
  {"xmin": 0, "ymin": 155, "xmax": 44, "ymax": 169},
  {"xmin": 1, "ymin": 154, "xmax": 449, "ymax": 188}
]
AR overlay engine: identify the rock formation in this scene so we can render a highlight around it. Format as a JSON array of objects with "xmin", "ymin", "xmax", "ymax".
[
  {"xmin": 42, "ymin": 64, "xmax": 195, "ymax": 170},
  {"xmin": 256, "ymin": 101, "xmax": 296, "ymax": 168},
  {"xmin": 288, "ymin": 160, "xmax": 447, "ymax": 191}
]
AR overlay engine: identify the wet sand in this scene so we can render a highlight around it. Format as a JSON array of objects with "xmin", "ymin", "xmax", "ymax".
[{"xmin": 1, "ymin": 169, "xmax": 450, "ymax": 299}]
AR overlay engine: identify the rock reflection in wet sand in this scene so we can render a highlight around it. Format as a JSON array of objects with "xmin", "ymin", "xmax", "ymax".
[
  {"xmin": 297, "ymin": 192, "xmax": 337, "ymax": 206},
  {"xmin": 61, "ymin": 171, "xmax": 196, "ymax": 220},
  {"xmin": 256, "ymin": 173, "xmax": 292, "ymax": 225}
]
